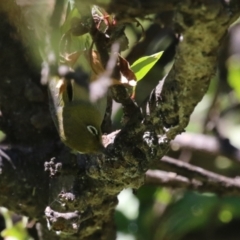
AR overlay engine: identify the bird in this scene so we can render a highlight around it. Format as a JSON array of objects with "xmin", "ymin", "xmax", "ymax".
[{"xmin": 48, "ymin": 67, "xmax": 106, "ymax": 154}]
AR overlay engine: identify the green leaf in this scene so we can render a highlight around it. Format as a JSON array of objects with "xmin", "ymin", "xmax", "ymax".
[
  {"xmin": 1, "ymin": 222, "xmax": 31, "ymax": 240},
  {"xmin": 155, "ymin": 192, "xmax": 218, "ymax": 240},
  {"xmin": 59, "ymin": 6, "xmax": 92, "ymax": 72},
  {"xmin": 154, "ymin": 188, "xmax": 172, "ymax": 205},
  {"xmin": 130, "ymin": 51, "xmax": 163, "ymax": 81},
  {"xmin": 228, "ymin": 56, "xmax": 240, "ymax": 99},
  {"xmin": 61, "ymin": 7, "xmax": 81, "ymax": 34},
  {"xmin": 0, "ymin": 208, "xmax": 31, "ymax": 240}
]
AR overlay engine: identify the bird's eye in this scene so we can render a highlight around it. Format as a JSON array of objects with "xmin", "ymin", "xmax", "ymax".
[{"xmin": 87, "ymin": 125, "xmax": 98, "ymax": 136}]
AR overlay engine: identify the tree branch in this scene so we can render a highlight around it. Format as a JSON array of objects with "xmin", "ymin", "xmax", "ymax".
[
  {"xmin": 145, "ymin": 168, "xmax": 240, "ymax": 196},
  {"xmin": 145, "ymin": 169, "xmax": 202, "ymax": 189},
  {"xmin": 155, "ymin": 156, "xmax": 240, "ymax": 195},
  {"xmin": 172, "ymin": 132, "xmax": 240, "ymax": 163}
]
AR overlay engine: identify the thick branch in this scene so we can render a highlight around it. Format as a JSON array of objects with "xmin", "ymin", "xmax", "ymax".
[{"xmin": 147, "ymin": 3, "xmax": 237, "ymax": 140}]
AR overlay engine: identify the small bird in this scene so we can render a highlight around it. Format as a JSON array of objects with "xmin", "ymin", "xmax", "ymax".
[{"xmin": 48, "ymin": 67, "xmax": 106, "ymax": 154}]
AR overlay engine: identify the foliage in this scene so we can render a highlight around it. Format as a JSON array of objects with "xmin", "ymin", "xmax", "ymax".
[
  {"xmin": 0, "ymin": 208, "xmax": 32, "ymax": 240},
  {"xmin": 131, "ymin": 51, "xmax": 164, "ymax": 81},
  {"xmin": 227, "ymin": 56, "xmax": 240, "ymax": 100}
]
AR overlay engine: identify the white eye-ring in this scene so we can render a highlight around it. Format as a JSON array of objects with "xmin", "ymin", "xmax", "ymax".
[{"xmin": 87, "ymin": 125, "xmax": 98, "ymax": 136}]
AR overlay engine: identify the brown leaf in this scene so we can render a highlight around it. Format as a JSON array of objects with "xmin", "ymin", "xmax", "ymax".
[
  {"xmin": 84, "ymin": 50, "xmax": 105, "ymax": 82},
  {"xmin": 61, "ymin": 51, "xmax": 82, "ymax": 68},
  {"xmin": 118, "ymin": 55, "xmax": 136, "ymax": 83}
]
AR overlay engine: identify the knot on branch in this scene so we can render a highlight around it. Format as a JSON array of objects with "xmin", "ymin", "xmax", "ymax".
[{"xmin": 45, "ymin": 206, "xmax": 81, "ymax": 234}]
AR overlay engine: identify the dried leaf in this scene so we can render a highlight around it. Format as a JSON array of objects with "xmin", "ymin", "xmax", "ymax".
[
  {"xmin": 61, "ymin": 51, "xmax": 82, "ymax": 67},
  {"xmin": 118, "ymin": 55, "xmax": 137, "ymax": 84},
  {"xmin": 84, "ymin": 50, "xmax": 105, "ymax": 82}
]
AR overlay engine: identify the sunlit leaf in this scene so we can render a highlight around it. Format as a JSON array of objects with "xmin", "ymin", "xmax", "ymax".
[
  {"xmin": 218, "ymin": 209, "xmax": 232, "ymax": 223},
  {"xmin": 0, "ymin": 208, "xmax": 32, "ymax": 240},
  {"xmin": 154, "ymin": 188, "xmax": 172, "ymax": 205},
  {"xmin": 1, "ymin": 222, "xmax": 31, "ymax": 240},
  {"xmin": 130, "ymin": 51, "xmax": 163, "ymax": 81},
  {"xmin": 227, "ymin": 56, "xmax": 240, "ymax": 99}
]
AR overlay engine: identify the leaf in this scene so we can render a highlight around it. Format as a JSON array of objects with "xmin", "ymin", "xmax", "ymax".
[
  {"xmin": 130, "ymin": 51, "xmax": 164, "ymax": 81},
  {"xmin": 61, "ymin": 7, "xmax": 80, "ymax": 34},
  {"xmin": 119, "ymin": 56, "xmax": 136, "ymax": 82},
  {"xmin": 84, "ymin": 50, "xmax": 105, "ymax": 81},
  {"xmin": 1, "ymin": 222, "xmax": 31, "ymax": 240},
  {"xmin": 227, "ymin": 56, "xmax": 240, "ymax": 99},
  {"xmin": 155, "ymin": 192, "xmax": 218, "ymax": 240}
]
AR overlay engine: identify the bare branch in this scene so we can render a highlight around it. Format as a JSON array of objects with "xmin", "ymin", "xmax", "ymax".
[
  {"xmin": 145, "ymin": 168, "xmax": 240, "ymax": 196},
  {"xmin": 172, "ymin": 133, "xmax": 240, "ymax": 163},
  {"xmin": 145, "ymin": 169, "xmax": 202, "ymax": 189},
  {"xmin": 156, "ymin": 156, "xmax": 240, "ymax": 195}
]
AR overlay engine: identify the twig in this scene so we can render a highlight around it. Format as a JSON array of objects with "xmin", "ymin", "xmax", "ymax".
[{"xmin": 145, "ymin": 169, "xmax": 202, "ymax": 189}]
